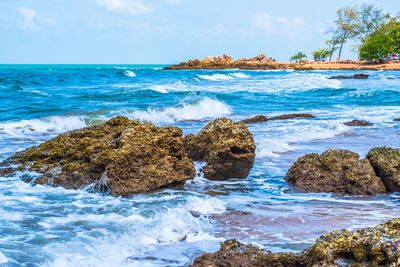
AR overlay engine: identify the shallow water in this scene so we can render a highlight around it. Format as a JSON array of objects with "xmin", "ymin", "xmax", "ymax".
[{"xmin": 0, "ymin": 65, "xmax": 400, "ymax": 266}]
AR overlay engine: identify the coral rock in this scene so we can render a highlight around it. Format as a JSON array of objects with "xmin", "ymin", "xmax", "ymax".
[
  {"xmin": 2, "ymin": 116, "xmax": 196, "ymax": 197},
  {"xmin": 184, "ymin": 118, "xmax": 256, "ymax": 180},
  {"xmin": 285, "ymin": 149, "xmax": 386, "ymax": 195},
  {"xmin": 367, "ymin": 147, "xmax": 400, "ymax": 192}
]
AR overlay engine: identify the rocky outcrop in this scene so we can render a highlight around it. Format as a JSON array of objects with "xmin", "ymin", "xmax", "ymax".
[
  {"xmin": 367, "ymin": 147, "xmax": 400, "ymax": 192},
  {"xmin": 191, "ymin": 219, "xmax": 400, "ymax": 267},
  {"xmin": 1, "ymin": 116, "xmax": 196, "ymax": 197},
  {"xmin": 284, "ymin": 149, "xmax": 386, "ymax": 195},
  {"xmin": 394, "ymin": 118, "xmax": 400, "ymax": 121},
  {"xmin": 183, "ymin": 118, "xmax": 256, "ymax": 180},
  {"xmin": 241, "ymin": 114, "xmax": 315, "ymax": 124},
  {"xmin": 344, "ymin": 119, "xmax": 373, "ymax": 126},
  {"xmin": 241, "ymin": 115, "xmax": 268, "ymax": 124},
  {"xmin": 328, "ymin": 74, "xmax": 369, "ymax": 79}
]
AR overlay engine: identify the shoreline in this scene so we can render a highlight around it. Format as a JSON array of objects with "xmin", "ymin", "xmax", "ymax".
[{"xmin": 164, "ymin": 54, "xmax": 400, "ymax": 71}]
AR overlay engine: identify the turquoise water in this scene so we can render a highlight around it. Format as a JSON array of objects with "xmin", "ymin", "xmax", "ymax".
[{"xmin": 0, "ymin": 65, "xmax": 400, "ymax": 266}]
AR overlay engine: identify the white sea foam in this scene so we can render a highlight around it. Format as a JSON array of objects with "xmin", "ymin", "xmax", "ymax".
[
  {"xmin": 129, "ymin": 98, "xmax": 231, "ymax": 124},
  {"xmin": 255, "ymin": 120, "xmax": 348, "ymax": 158},
  {"xmin": 0, "ymin": 251, "xmax": 7, "ymax": 264},
  {"xmin": 0, "ymin": 116, "xmax": 87, "ymax": 138},
  {"xmin": 148, "ymin": 85, "xmax": 171, "ymax": 94},
  {"xmin": 198, "ymin": 74, "xmax": 234, "ymax": 81},
  {"xmin": 123, "ymin": 70, "xmax": 136, "ymax": 78},
  {"xmin": 231, "ymin": 72, "xmax": 250, "ymax": 78}
]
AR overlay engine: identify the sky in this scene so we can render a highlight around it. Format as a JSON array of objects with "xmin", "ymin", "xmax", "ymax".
[{"xmin": 0, "ymin": 0, "xmax": 399, "ymax": 64}]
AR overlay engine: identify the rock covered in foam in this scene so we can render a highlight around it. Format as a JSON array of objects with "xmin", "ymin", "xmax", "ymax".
[
  {"xmin": 241, "ymin": 113, "xmax": 315, "ymax": 124},
  {"xmin": 191, "ymin": 219, "xmax": 400, "ymax": 267},
  {"xmin": 1, "ymin": 116, "xmax": 196, "ymax": 197},
  {"xmin": 367, "ymin": 147, "xmax": 400, "ymax": 192},
  {"xmin": 184, "ymin": 118, "xmax": 256, "ymax": 180},
  {"xmin": 285, "ymin": 149, "xmax": 386, "ymax": 195}
]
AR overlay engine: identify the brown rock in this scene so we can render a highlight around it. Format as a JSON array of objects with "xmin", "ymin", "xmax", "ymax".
[
  {"xmin": 328, "ymin": 74, "xmax": 369, "ymax": 79},
  {"xmin": 2, "ymin": 116, "xmax": 196, "ymax": 197},
  {"xmin": 241, "ymin": 115, "xmax": 268, "ymax": 124},
  {"xmin": 268, "ymin": 114, "xmax": 315, "ymax": 121},
  {"xmin": 284, "ymin": 149, "xmax": 386, "ymax": 195},
  {"xmin": 184, "ymin": 118, "xmax": 256, "ymax": 180},
  {"xmin": 394, "ymin": 118, "xmax": 400, "ymax": 121},
  {"xmin": 344, "ymin": 119, "xmax": 373, "ymax": 126},
  {"xmin": 367, "ymin": 147, "xmax": 400, "ymax": 192},
  {"xmin": 191, "ymin": 219, "xmax": 400, "ymax": 267}
]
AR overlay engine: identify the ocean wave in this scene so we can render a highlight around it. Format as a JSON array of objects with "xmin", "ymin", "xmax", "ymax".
[
  {"xmin": 123, "ymin": 70, "xmax": 136, "ymax": 78},
  {"xmin": 231, "ymin": 73, "xmax": 250, "ymax": 78},
  {"xmin": 197, "ymin": 74, "xmax": 234, "ymax": 81},
  {"xmin": 129, "ymin": 98, "xmax": 231, "ymax": 124},
  {"xmin": 0, "ymin": 251, "xmax": 7, "ymax": 264},
  {"xmin": 0, "ymin": 116, "xmax": 87, "ymax": 138}
]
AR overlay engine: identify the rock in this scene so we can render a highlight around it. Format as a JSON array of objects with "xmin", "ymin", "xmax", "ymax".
[
  {"xmin": 201, "ymin": 54, "xmax": 234, "ymax": 65},
  {"xmin": 183, "ymin": 118, "xmax": 256, "ymax": 180},
  {"xmin": 191, "ymin": 219, "xmax": 400, "ymax": 267},
  {"xmin": 327, "ymin": 74, "xmax": 369, "ymax": 79},
  {"xmin": 2, "ymin": 116, "xmax": 196, "ymax": 197},
  {"xmin": 268, "ymin": 113, "xmax": 315, "ymax": 121},
  {"xmin": 284, "ymin": 149, "xmax": 386, "ymax": 195},
  {"xmin": 241, "ymin": 114, "xmax": 315, "ymax": 124},
  {"xmin": 367, "ymin": 147, "xmax": 400, "ymax": 192},
  {"xmin": 344, "ymin": 119, "xmax": 373, "ymax": 126},
  {"xmin": 241, "ymin": 115, "xmax": 268, "ymax": 124},
  {"xmin": 394, "ymin": 118, "xmax": 400, "ymax": 121}
]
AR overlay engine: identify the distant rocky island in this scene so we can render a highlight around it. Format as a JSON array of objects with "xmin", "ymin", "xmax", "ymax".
[{"xmin": 164, "ymin": 54, "xmax": 400, "ymax": 71}]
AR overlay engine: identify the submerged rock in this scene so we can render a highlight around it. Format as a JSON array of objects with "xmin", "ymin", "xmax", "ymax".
[
  {"xmin": 328, "ymin": 74, "xmax": 369, "ymax": 79},
  {"xmin": 191, "ymin": 219, "xmax": 400, "ymax": 267},
  {"xmin": 394, "ymin": 118, "xmax": 400, "ymax": 121},
  {"xmin": 241, "ymin": 114, "xmax": 315, "ymax": 124},
  {"xmin": 284, "ymin": 149, "xmax": 386, "ymax": 195},
  {"xmin": 367, "ymin": 147, "xmax": 400, "ymax": 192},
  {"xmin": 183, "ymin": 118, "xmax": 256, "ymax": 180},
  {"xmin": 2, "ymin": 116, "xmax": 196, "ymax": 197},
  {"xmin": 344, "ymin": 119, "xmax": 373, "ymax": 126},
  {"xmin": 241, "ymin": 115, "xmax": 268, "ymax": 124},
  {"xmin": 267, "ymin": 113, "xmax": 316, "ymax": 121}
]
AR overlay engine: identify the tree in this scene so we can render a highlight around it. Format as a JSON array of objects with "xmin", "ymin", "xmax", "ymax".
[
  {"xmin": 325, "ymin": 37, "xmax": 340, "ymax": 61},
  {"xmin": 290, "ymin": 52, "xmax": 307, "ymax": 62},
  {"xmin": 312, "ymin": 48, "xmax": 330, "ymax": 61},
  {"xmin": 357, "ymin": 4, "xmax": 391, "ymax": 46},
  {"xmin": 330, "ymin": 6, "xmax": 360, "ymax": 61},
  {"xmin": 359, "ymin": 22, "xmax": 400, "ymax": 60}
]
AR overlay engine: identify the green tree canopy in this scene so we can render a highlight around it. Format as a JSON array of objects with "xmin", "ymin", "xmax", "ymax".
[
  {"xmin": 312, "ymin": 48, "xmax": 330, "ymax": 61},
  {"xmin": 290, "ymin": 52, "xmax": 307, "ymax": 62},
  {"xmin": 359, "ymin": 22, "xmax": 400, "ymax": 60}
]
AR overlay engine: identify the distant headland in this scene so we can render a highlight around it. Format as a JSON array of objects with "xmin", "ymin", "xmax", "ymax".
[{"xmin": 164, "ymin": 54, "xmax": 400, "ymax": 71}]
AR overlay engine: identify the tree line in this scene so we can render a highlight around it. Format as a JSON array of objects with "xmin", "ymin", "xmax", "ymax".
[{"xmin": 291, "ymin": 4, "xmax": 400, "ymax": 62}]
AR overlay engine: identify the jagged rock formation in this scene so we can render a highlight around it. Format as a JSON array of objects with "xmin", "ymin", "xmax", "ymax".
[
  {"xmin": 191, "ymin": 219, "xmax": 400, "ymax": 267},
  {"xmin": 367, "ymin": 147, "xmax": 400, "ymax": 192},
  {"xmin": 284, "ymin": 149, "xmax": 386, "ymax": 195},
  {"xmin": 0, "ymin": 116, "xmax": 196, "ymax": 197},
  {"xmin": 183, "ymin": 118, "xmax": 256, "ymax": 180}
]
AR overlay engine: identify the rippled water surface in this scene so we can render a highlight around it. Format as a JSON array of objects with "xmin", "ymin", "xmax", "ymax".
[{"xmin": 1, "ymin": 65, "xmax": 400, "ymax": 266}]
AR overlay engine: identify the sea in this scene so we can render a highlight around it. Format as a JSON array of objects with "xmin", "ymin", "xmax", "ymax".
[{"xmin": 0, "ymin": 64, "xmax": 399, "ymax": 266}]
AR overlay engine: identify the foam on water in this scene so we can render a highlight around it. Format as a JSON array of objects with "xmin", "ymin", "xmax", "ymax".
[
  {"xmin": 197, "ymin": 74, "xmax": 234, "ymax": 81},
  {"xmin": 123, "ymin": 70, "xmax": 136, "ymax": 78},
  {"xmin": 129, "ymin": 98, "xmax": 232, "ymax": 124},
  {"xmin": 0, "ymin": 251, "xmax": 7, "ymax": 264},
  {"xmin": 0, "ymin": 116, "xmax": 87, "ymax": 138},
  {"xmin": 231, "ymin": 72, "xmax": 250, "ymax": 78}
]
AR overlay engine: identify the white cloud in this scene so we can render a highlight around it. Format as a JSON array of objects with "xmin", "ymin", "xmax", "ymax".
[
  {"xmin": 97, "ymin": 0, "xmax": 152, "ymax": 15},
  {"xmin": 18, "ymin": 6, "xmax": 39, "ymax": 30},
  {"xmin": 253, "ymin": 13, "xmax": 306, "ymax": 39}
]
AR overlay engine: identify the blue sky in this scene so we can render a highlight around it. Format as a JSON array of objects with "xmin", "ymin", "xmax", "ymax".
[{"xmin": 0, "ymin": 0, "xmax": 398, "ymax": 64}]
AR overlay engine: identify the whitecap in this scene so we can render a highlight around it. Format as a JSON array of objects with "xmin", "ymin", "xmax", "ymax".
[
  {"xmin": 0, "ymin": 251, "xmax": 7, "ymax": 264},
  {"xmin": 123, "ymin": 70, "xmax": 136, "ymax": 78},
  {"xmin": 129, "ymin": 98, "xmax": 231, "ymax": 124},
  {"xmin": 197, "ymin": 74, "xmax": 234, "ymax": 81},
  {"xmin": 231, "ymin": 73, "xmax": 250, "ymax": 78}
]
